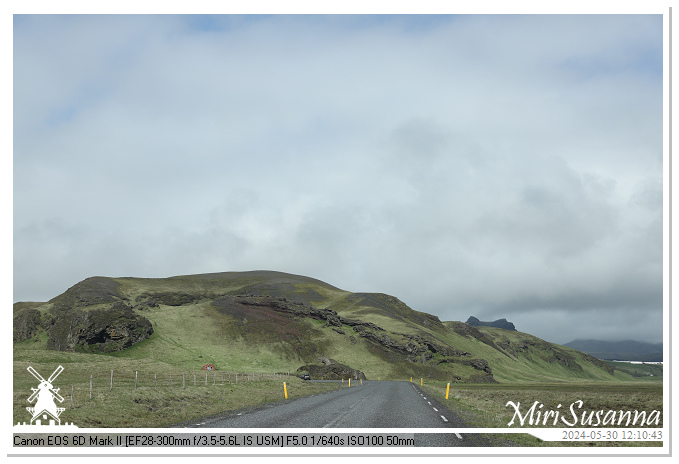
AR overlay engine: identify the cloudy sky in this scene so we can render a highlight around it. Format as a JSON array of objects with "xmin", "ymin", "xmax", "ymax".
[{"xmin": 13, "ymin": 13, "xmax": 665, "ymax": 345}]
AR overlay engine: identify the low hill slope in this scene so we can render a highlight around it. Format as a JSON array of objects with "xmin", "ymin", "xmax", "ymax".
[{"xmin": 14, "ymin": 271, "xmax": 628, "ymax": 383}]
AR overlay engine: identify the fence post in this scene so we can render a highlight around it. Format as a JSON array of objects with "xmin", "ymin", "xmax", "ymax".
[{"xmin": 135, "ymin": 371, "xmax": 138, "ymax": 390}]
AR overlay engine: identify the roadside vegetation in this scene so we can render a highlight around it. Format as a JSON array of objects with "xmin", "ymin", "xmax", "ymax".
[{"xmin": 13, "ymin": 343, "xmax": 342, "ymax": 428}]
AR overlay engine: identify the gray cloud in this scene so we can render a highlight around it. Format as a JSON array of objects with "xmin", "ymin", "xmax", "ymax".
[{"xmin": 13, "ymin": 14, "xmax": 664, "ymax": 345}]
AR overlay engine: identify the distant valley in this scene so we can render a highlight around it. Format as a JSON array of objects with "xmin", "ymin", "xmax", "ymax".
[{"xmin": 564, "ymin": 339, "xmax": 663, "ymax": 362}]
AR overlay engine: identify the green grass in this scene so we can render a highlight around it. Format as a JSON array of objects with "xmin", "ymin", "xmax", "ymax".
[
  {"xmin": 605, "ymin": 361, "xmax": 663, "ymax": 381},
  {"xmin": 14, "ymin": 344, "xmax": 343, "ymax": 428}
]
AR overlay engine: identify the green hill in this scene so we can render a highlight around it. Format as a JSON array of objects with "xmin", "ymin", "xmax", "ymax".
[{"xmin": 14, "ymin": 270, "xmax": 630, "ymax": 383}]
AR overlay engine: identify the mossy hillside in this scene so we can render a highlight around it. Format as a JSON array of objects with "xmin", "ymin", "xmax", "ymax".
[
  {"xmin": 430, "ymin": 324, "xmax": 624, "ymax": 383},
  {"xmin": 15, "ymin": 270, "xmax": 632, "ymax": 384}
]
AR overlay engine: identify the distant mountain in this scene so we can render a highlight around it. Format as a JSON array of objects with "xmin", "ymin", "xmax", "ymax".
[
  {"xmin": 465, "ymin": 316, "xmax": 516, "ymax": 331},
  {"xmin": 564, "ymin": 339, "xmax": 663, "ymax": 362}
]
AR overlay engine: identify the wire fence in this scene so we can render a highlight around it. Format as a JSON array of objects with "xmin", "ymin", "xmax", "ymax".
[{"xmin": 66, "ymin": 369, "xmax": 296, "ymax": 406}]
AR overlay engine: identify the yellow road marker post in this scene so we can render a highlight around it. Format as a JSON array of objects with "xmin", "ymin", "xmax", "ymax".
[
  {"xmin": 283, "ymin": 382, "xmax": 288, "ymax": 399},
  {"xmin": 420, "ymin": 378, "xmax": 423, "ymax": 386},
  {"xmin": 446, "ymin": 383, "xmax": 450, "ymax": 399}
]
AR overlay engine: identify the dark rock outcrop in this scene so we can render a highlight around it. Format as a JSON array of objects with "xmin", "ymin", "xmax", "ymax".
[
  {"xmin": 466, "ymin": 316, "xmax": 516, "ymax": 331},
  {"xmin": 297, "ymin": 358, "xmax": 366, "ymax": 380},
  {"xmin": 46, "ymin": 304, "xmax": 153, "ymax": 352},
  {"xmin": 134, "ymin": 292, "xmax": 200, "ymax": 308},
  {"xmin": 214, "ymin": 295, "xmax": 387, "ymax": 333},
  {"xmin": 13, "ymin": 309, "xmax": 51, "ymax": 342}
]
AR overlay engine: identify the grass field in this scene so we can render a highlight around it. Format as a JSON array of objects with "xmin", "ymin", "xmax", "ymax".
[
  {"xmin": 14, "ymin": 340, "xmax": 664, "ymax": 449},
  {"xmin": 13, "ymin": 344, "xmax": 343, "ymax": 428}
]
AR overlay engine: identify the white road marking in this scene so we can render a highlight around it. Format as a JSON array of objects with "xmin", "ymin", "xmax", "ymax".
[
  {"xmin": 455, "ymin": 433, "xmax": 463, "ymax": 439},
  {"xmin": 441, "ymin": 415, "xmax": 448, "ymax": 422},
  {"xmin": 432, "ymin": 407, "xmax": 438, "ymax": 412},
  {"xmin": 427, "ymin": 401, "xmax": 431, "ymax": 405}
]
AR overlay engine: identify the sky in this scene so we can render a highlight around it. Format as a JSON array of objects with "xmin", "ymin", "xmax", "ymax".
[{"xmin": 12, "ymin": 13, "xmax": 665, "ymax": 345}]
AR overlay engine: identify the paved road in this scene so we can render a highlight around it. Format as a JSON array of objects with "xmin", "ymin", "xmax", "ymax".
[{"xmin": 177, "ymin": 380, "xmax": 489, "ymax": 447}]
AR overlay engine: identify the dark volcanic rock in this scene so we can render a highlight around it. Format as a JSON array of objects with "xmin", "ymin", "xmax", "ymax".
[
  {"xmin": 135, "ymin": 292, "xmax": 200, "ymax": 307},
  {"xmin": 297, "ymin": 358, "xmax": 366, "ymax": 380},
  {"xmin": 213, "ymin": 295, "xmax": 385, "ymax": 332},
  {"xmin": 13, "ymin": 309, "xmax": 50, "ymax": 342},
  {"xmin": 46, "ymin": 305, "xmax": 153, "ymax": 352},
  {"xmin": 466, "ymin": 316, "xmax": 516, "ymax": 331}
]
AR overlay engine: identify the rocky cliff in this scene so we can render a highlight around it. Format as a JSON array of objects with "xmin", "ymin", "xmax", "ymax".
[{"xmin": 465, "ymin": 316, "xmax": 516, "ymax": 331}]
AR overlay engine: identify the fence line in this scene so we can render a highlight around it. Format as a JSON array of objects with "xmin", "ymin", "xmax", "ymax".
[{"xmin": 66, "ymin": 369, "xmax": 295, "ymax": 404}]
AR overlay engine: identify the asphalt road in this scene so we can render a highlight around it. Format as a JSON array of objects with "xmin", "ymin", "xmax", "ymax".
[{"xmin": 177, "ymin": 380, "xmax": 490, "ymax": 447}]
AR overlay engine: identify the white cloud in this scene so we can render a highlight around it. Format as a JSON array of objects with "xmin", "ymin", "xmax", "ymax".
[{"xmin": 13, "ymin": 14, "xmax": 663, "ymax": 344}]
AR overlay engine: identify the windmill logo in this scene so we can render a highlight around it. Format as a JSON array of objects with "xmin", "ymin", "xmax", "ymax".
[{"xmin": 17, "ymin": 365, "xmax": 76, "ymax": 427}]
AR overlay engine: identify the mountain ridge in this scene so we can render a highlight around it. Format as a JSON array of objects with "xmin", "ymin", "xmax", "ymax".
[{"xmin": 14, "ymin": 270, "xmax": 627, "ymax": 383}]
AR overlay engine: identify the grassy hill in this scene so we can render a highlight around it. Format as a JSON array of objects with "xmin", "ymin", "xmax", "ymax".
[{"xmin": 14, "ymin": 270, "xmax": 634, "ymax": 385}]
